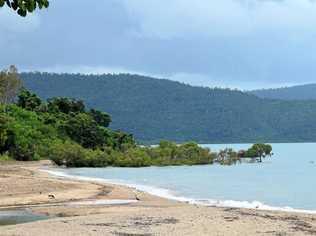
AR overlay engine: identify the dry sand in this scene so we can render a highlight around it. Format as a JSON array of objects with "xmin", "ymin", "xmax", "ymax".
[{"xmin": 1, "ymin": 161, "xmax": 316, "ymax": 236}]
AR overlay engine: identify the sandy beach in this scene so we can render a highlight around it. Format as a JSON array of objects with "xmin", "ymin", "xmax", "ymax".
[{"xmin": 1, "ymin": 161, "xmax": 316, "ymax": 236}]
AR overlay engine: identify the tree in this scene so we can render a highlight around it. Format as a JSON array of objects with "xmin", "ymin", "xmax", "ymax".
[
  {"xmin": 0, "ymin": 66, "xmax": 22, "ymax": 107},
  {"xmin": 89, "ymin": 109, "xmax": 111, "ymax": 127},
  {"xmin": 17, "ymin": 89, "xmax": 42, "ymax": 111},
  {"xmin": 0, "ymin": 0, "xmax": 49, "ymax": 17},
  {"xmin": 63, "ymin": 113, "xmax": 106, "ymax": 149},
  {"xmin": 263, "ymin": 144, "xmax": 272, "ymax": 156},
  {"xmin": 47, "ymin": 97, "xmax": 85, "ymax": 114},
  {"xmin": 112, "ymin": 131, "xmax": 136, "ymax": 151},
  {"xmin": 245, "ymin": 143, "xmax": 273, "ymax": 162},
  {"xmin": 159, "ymin": 140, "xmax": 177, "ymax": 149}
]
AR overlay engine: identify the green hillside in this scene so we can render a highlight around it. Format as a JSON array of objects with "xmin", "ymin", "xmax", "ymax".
[
  {"xmin": 250, "ymin": 84, "xmax": 316, "ymax": 101},
  {"xmin": 21, "ymin": 72, "xmax": 316, "ymax": 143}
]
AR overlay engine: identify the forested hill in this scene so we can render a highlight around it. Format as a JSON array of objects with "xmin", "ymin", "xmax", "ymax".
[
  {"xmin": 21, "ymin": 72, "xmax": 316, "ymax": 143},
  {"xmin": 250, "ymin": 84, "xmax": 316, "ymax": 101}
]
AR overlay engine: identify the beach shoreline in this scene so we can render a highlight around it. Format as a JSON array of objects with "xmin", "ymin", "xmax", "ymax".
[
  {"xmin": 1, "ymin": 161, "xmax": 316, "ymax": 235},
  {"xmin": 43, "ymin": 167, "xmax": 316, "ymax": 216}
]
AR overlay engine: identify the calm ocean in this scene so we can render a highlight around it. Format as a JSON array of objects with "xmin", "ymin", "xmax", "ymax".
[{"xmin": 49, "ymin": 143, "xmax": 316, "ymax": 213}]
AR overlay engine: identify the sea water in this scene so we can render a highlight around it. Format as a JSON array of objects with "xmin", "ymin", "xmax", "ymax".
[
  {"xmin": 0, "ymin": 210, "xmax": 50, "ymax": 226},
  {"xmin": 48, "ymin": 143, "xmax": 316, "ymax": 213}
]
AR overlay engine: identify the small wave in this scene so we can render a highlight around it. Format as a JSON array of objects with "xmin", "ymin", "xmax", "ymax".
[
  {"xmin": 190, "ymin": 199, "xmax": 316, "ymax": 214},
  {"xmin": 42, "ymin": 169, "xmax": 316, "ymax": 215}
]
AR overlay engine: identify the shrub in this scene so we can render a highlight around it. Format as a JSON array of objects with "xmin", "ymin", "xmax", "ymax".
[
  {"xmin": 113, "ymin": 147, "xmax": 151, "ymax": 167},
  {"xmin": 0, "ymin": 114, "xmax": 10, "ymax": 153},
  {"xmin": 216, "ymin": 148, "xmax": 240, "ymax": 165},
  {"xmin": 47, "ymin": 141, "xmax": 88, "ymax": 167},
  {"xmin": 5, "ymin": 105, "xmax": 59, "ymax": 161},
  {"xmin": 0, "ymin": 153, "xmax": 12, "ymax": 162},
  {"xmin": 86, "ymin": 149, "xmax": 111, "ymax": 167}
]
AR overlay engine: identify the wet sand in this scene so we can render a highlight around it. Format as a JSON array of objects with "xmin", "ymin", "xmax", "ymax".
[{"xmin": 1, "ymin": 161, "xmax": 316, "ymax": 235}]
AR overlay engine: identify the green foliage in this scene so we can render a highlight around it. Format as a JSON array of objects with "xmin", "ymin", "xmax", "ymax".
[
  {"xmin": 0, "ymin": 153, "xmax": 12, "ymax": 162},
  {"xmin": 89, "ymin": 109, "xmax": 111, "ymax": 127},
  {"xmin": 2, "ymin": 86, "xmax": 137, "ymax": 163},
  {"xmin": 47, "ymin": 141, "xmax": 90, "ymax": 167},
  {"xmin": 0, "ymin": 0, "xmax": 49, "ymax": 17},
  {"xmin": 3, "ymin": 94, "xmax": 272, "ymax": 166},
  {"xmin": 243, "ymin": 148, "xmax": 257, "ymax": 158},
  {"xmin": 47, "ymin": 97, "xmax": 85, "ymax": 114},
  {"xmin": 113, "ymin": 148, "xmax": 151, "ymax": 167},
  {"xmin": 241, "ymin": 143, "xmax": 273, "ymax": 162},
  {"xmin": 251, "ymin": 84, "xmax": 316, "ymax": 101},
  {"xmin": 142, "ymin": 141, "xmax": 214, "ymax": 166},
  {"xmin": 159, "ymin": 140, "xmax": 177, "ymax": 149},
  {"xmin": 4, "ymin": 105, "xmax": 58, "ymax": 161},
  {"xmin": 0, "ymin": 113, "xmax": 10, "ymax": 153},
  {"xmin": 86, "ymin": 149, "xmax": 113, "ymax": 167},
  {"xmin": 17, "ymin": 89, "xmax": 42, "ymax": 111},
  {"xmin": 217, "ymin": 148, "xmax": 239, "ymax": 165},
  {"xmin": 111, "ymin": 131, "xmax": 136, "ymax": 151},
  {"xmin": 244, "ymin": 144, "xmax": 273, "ymax": 158},
  {"xmin": 2, "ymin": 74, "xmax": 273, "ymax": 167},
  {"xmin": 62, "ymin": 113, "xmax": 106, "ymax": 149},
  {"xmin": 50, "ymin": 141, "xmax": 216, "ymax": 168},
  {"xmin": 21, "ymin": 72, "xmax": 316, "ymax": 144}
]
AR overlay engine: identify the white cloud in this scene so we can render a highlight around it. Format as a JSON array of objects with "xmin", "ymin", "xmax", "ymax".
[{"xmin": 122, "ymin": 0, "xmax": 316, "ymax": 39}]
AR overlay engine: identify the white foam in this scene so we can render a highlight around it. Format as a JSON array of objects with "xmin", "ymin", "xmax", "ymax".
[
  {"xmin": 42, "ymin": 169, "xmax": 316, "ymax": 215},
  {"xmin": 190, "ymin": 199, "xmax": 316, "ymax": 214}
]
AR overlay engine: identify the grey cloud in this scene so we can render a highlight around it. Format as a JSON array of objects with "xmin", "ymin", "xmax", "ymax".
[
  {"xmin": 1, "ymin": 0, "xmax": 316, "ymax": 89},
  {"xmin": 122, "ymin": 0, "xmax": 316, "ymax": 38}
]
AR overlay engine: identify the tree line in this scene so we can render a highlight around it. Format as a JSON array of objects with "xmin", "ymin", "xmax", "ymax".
[{"xmin": 0, "ymin": 66, "xmax": 272, "ymax": 167}]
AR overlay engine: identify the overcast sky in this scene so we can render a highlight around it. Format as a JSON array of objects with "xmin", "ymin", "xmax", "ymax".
[{"xmin": 1, "ymin": 0, "xmax": 316, "ymax": 89}]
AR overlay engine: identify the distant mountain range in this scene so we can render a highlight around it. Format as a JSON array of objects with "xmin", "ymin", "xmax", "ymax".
[
  {"xmin": 250, "ymin": 84, "xmax": 316, "ymax": 100},
  {"xmin": 21, "ymin": 72, "xmax": 316, "ymax": 143}
]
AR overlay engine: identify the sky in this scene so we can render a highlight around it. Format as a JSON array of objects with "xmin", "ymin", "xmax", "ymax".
[{"xmin": 1, "ymin": 0, "xmax": 316, "ymax": 89}]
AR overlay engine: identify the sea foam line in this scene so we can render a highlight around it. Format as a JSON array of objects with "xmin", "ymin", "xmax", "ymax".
[{"xmin": 42, "ymin": 169, "xmax": 316, "ymax": 215}]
